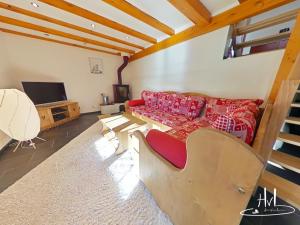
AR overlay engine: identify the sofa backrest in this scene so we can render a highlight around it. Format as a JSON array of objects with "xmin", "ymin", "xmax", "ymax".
[
  {"xmin": 182, "ymin": 92, "xmax": 208, "ymax": 98},
  {"xmin": 142, "ymin": 90, "xmax": 207, "ymax": 119}
]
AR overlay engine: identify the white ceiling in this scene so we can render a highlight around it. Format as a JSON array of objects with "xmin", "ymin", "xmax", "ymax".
[{"xmin": 0, "ymin": 0, "xmax": 241, "ymax": 56}]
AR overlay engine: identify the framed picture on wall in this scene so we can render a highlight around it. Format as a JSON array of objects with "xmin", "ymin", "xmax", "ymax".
[{"xmin": 89, "ymin": 57, "xmax": 103, "ymax": 75}]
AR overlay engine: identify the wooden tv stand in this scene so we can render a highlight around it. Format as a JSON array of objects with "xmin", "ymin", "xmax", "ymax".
[{"xmin": 36, "ymin": 101, "xmax": 80, "ymax": 131}]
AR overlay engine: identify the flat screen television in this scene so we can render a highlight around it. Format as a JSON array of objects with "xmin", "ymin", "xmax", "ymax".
[{"xmin": 22, "ymin": 82, "xmax": 67, "ymax": 105}]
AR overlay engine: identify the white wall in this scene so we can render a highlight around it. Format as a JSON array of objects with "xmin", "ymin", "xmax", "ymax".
[
  {"xmin": 0, "ymin": 33, "xmax": 12, "ymax": 149},
  {"xmin": 0, "ymin": 32, "xmax": 122, "ymax": 150},
  {"xmin": 1, "ymin": 33, "xmax": 122, "ymax": 113},
  {"xmin": 0, "ymin": 34, "xmax": 13, "ymax": 88},
  {"xmin": 124, "ymin": 26, "xmax": 284, "ymax": 101}
]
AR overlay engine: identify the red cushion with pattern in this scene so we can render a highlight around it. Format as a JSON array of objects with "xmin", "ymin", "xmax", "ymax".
[
  {"xmin": 171, "ymin": 94, "xmax": 206, "ymax": 119},
  {"xmin": 211, "ymin": 114, "xmax": 235, "ymax": 132},
  {"xmin": 141, "ymin": 90, "xmax": 158, "ymax": 108},
  {"xmin": 205, "ymin": 97, "xmax": 263, "ymax": 122},
  {"xmin": 166, "ymin": 117, "xmax": 211, "ymax": 142},
  {"xmin": 211, "ymin": 108, "xmax": 257, "ymax": 144},
  {"xmin": 157, "ymin": 92, "xmax": 175, "ymax": 113},
  {"xmin": 184, "ymin": 96, "xmax": 206, "ymax": 119}
]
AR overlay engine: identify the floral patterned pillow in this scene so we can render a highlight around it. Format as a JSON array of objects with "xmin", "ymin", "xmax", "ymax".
[
  {"xmin": 171, "ymin": 95, "xmax": 206, "ymax": 119},
  {"xmin": 211, "ymin": 107, "xmax": 258, "ymax": 144},
  {"xmin": 157, "ymin": 92, "xmax": 176, "ymax": 113},
  {"xmin": 141, "ymin": 90, "xmax": 158, "ymax": 108},
  {"xmin": 205, "ymin": 97, "xmax": 263, "ymax": 122}
]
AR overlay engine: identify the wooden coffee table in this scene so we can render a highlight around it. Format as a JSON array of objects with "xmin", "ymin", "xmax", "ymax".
[{"xmin": 98, "ymin": 113, "xmax": 148, "ymax": 154}]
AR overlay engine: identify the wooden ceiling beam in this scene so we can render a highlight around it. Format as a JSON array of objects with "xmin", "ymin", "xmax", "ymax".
[
  {"xmin": 168, "ymin": 0, "xmax": 211, "ymax": 25},
  {"xmin": 0, "ymin": 28, "xmax": 121, "ymax": 56},
  {"xmin": 38, "ymin": 0, "xmax": 157, "ymax": 44},
  {"xmin": 0, "ymin": 2, "xmax": 144, "ymax": 50},
  {"xmin": 102, "ymin": 0, "xmax": 174, "ymax": 36},
  {"xmin": 130, "ymin": 0, "xmax": 294, "ymax": 62},
  {"xmin": 0, "ymin": 15, "xmax": 135, "ymax": 54}
]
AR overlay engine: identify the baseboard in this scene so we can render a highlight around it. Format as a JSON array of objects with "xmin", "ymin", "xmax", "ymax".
[{"xmin": 81, "ymin": 111, "xmax": 100, "ymax": 115}]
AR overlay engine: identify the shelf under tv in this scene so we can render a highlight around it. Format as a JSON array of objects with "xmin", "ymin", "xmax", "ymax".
[
  {"xmin": 52, "ymin": 110, "xmax": 68, "ymax": 116},
  {"xmin": 36, "ymin": 101, "xmax": 80, "ymax": 131}
]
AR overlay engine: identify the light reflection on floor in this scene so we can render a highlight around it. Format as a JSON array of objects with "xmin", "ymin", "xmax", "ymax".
[
  {"xmin": 108, "ymin": 149, "xmax": 140, "ymax": 200},
  {"xmin": 94, "ymin": 132, "xmax": 140, "ymax": 200},
  {"xmin": 94, "ymin": 138, "xmax": 116, "ymax": 160}
]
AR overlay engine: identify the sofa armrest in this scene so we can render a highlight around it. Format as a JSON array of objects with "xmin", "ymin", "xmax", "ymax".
[
  {"xmin": 135, "ymin": 127, "xmax": 264, "ymax": 225},
  {"xmin": 128, "ymin": 99, "xmax": 145, "ymax": 107},
  {"xmin": 146, "ymin": 129, "xmax": 186, "ymax": 169}
]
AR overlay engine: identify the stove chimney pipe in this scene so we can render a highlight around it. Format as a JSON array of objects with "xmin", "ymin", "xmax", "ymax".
[{"xmin": 117, "ymin": 56, "xmax": 129, "ymax": 85}]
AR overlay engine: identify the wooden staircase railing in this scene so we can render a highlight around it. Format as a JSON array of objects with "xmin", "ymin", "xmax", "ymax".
[
  {"xmin": 228, "ymin": 8, "xmax": 300, "ymax": 58},
  {"xmin": 256, "ymin": 80, "xmax": 300, "ymax": 208}
]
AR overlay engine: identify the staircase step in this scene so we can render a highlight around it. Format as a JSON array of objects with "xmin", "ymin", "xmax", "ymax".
[
  {"xmin": 285, "ymin": 117, "xmax": 300, "ymax": 125},
  {"xmin": 270, "ymin": 151, "xmax": 300, "ymax": 173},
  {"xmin": 259, "ymin": 171, "xmax": 300, "ymax": 208},
  {"xmin": 291, "ymin": 103, "xmax": 300, "ymax": 108},
  {"xmin": 278, "ymin": 132, "xmax": 300, "ymax": 147}
]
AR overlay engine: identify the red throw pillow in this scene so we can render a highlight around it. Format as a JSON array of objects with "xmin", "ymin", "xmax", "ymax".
[
  {"xmin": 157, "ymin": 92, "xmax": 176, "ymax": 113},
  {"xmin": 212, "ymin": 109, "xmax": 257, "ymax": 144},
  {"xmin": 141, "ymin": 90, "xmax": 158, "ymax": 108},
  {"xmin": 205, "ymin": 97, "xmax": 263, "ymax": 122},
  {"xmin": 185, "ymin": 96, "xmax": 206, "ymax": 119},
  {"xmin": 211, "ymin": 114, "xmax": 235, "ymax": 133},
  {"xmin": 128, "ymin": 99, "xmax": 145, "ymax": 107},
  {"xmin": 171, "ymin": 95, "xmax": 206, "ymax": 119}
]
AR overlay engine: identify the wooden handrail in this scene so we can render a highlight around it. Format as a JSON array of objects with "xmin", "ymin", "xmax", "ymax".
[{"xmin": 236, "ymin": 8, "xmax": 299, "ymax": 36}]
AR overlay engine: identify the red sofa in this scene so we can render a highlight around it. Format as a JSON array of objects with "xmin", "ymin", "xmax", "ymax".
[{"xmin": 127, "ymin": 90, "xmax": 263, "ymax": 168}]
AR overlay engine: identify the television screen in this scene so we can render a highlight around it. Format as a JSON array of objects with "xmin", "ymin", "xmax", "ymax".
[{"xmin": 22, "ymin": 82, "xmax": 67, "ymax": 105}]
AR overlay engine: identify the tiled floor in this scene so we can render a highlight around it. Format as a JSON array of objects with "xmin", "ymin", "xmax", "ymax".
[
  {"xmin": 0, "ymin": 113, "xmax": 99, "ymax": 192},
  {"xmin": 0, "ymin": 113, "xmax": 298, "ymax": 225}
]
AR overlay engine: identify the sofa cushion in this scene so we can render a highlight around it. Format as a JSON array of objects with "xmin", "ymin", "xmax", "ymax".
[
  {"xmin": 166, "ymin": 117, "xmax": 211, "ymax": 142},
  {"xmin": 128, "ymin": 99, "xmax": 145, "ymax": 107},
  {"xmin": 211, "ymin": 107, "xmax": 257, "ymax": 144},
  {"xmin": 146, "ymin": 129, "xmax": 186, "ymax": 169},
  {"xmin": 131, "ymin": 106, "xmax": 189, "ymax": 127},
  {"xmin": 211, "ymin": 114, "xmax": 235, "ymax": 133},
  {"xmin": 171, "ymin": 94, "xmax": 206, "ymax": 119},
  {"xmin": 141, "ymin": 90, "xmax": 158, "ymax": 108},
  {"xmin": 157, "ymin": 92, "xmax": 175, "ymax": 113},
  {"xmin": 129, "ymin": 105, "xmax": 149, "ymax": 115},
  {"xmin": 205, "ymin": 97, "xmax": 263, "ymax": 122},
  {"xmin": 149, "ymin": 111, "xmax": 189, "ymax": 127}
]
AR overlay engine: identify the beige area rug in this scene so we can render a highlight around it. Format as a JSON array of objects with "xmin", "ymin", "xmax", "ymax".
[{"xmin": 0, "ymin": 122, "xmax": 172, "ymax": 225}]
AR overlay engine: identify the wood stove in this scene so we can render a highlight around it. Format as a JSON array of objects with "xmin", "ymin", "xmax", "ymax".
[{"xmin": 113, "ymin": 84, "xmax": 130, "ymax": 103}]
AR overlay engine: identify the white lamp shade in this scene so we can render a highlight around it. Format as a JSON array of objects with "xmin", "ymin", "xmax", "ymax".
[{"xmin": 0, "ymin": 89, "xmax": 40, "ymax": 141}]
